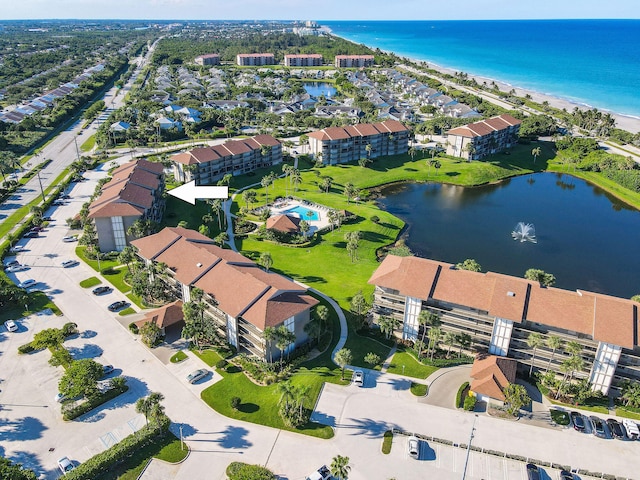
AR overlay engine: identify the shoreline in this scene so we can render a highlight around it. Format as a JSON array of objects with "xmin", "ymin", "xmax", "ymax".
[{"xmin": 323, "ymin": 26, "xmax": 640, "ymax": 134}]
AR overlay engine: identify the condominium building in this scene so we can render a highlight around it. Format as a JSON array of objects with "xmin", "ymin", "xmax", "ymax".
[
  {"xmin": 194, "ymin": 53, "xmax": 220, "ymax": 66},
  {"xmin": 88, "ymin": 159, "xmax": 165, "ymax": 252},
  {"xmin": 131, "ymin": 227, "xmax": 319, "ymax": 360},
  {"xmin": 445, "ymin": 114, "xmax": 522, "ymax": 160},
  {"xmin": 334, "ymin": 55, "xmax": 375, "ymax": 68},
  {"xmin": 368, "ymin": 255, "xmax": 640, "ymax": 395},
  {"xmin": 284, "ymin": 54, "xmax": 323, "ymax": 67},
  {"xmin": 236, "ymin": 53, "xmax": 276, "ymax": 66},
  {"xmin": 171, "ymin": 134, "xmax": 282, "ymax": 185},
  {"xmin": 307, "ymin": 120, "xmax": 410, "ymax": 165}
]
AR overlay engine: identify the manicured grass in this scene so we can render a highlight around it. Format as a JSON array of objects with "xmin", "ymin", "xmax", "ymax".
[
  {"xmin": 170, "ymin": 351, "xmax": 187, "ymax": 363},
  {"xmin": 80, "ymin": 276, "xmax": 101, "ymax": 288},
  {"xmin": 381, "ymin": 430, "xmax": 393, "ymax": 454},
  {"xmin": 615, "ymin": 407, "xmax": 640, "ymax": 420},
  {"xmin": 96, "ymin": 432, "xmax": 185, "ymax": 480},
  {"xmin": 191, "ymin": 348, "xmax": 224, "ymax": 367},
  {"xmin": 385, "ymin": 348, "xmax": 439, "ymax": 379},
  {"xmin": 550, "ymin": 409, "xmax": 571, "ymax": 426},
  {"xmin": 119, "ymin": 307, "xmax": 136, "ymax": 316},
  {"xmin": 0, "ymin": 288, "xmax": 61, "ymax": 322},
  {"xmin": 80, "ymin": 134, "xmax": 96, "ymax": 152},
  {"xmin": 410, "ymin": 382, "xmax": 428, "ymax": 397},
  {"xmin": 547, "ymin": 397, "xmax": 609, "ymax": 414}
]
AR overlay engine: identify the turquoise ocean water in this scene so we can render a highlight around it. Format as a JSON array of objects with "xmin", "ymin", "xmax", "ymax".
[{"xmin": 323, "ymin": 20, "xmax": 640, "ymax": 119}]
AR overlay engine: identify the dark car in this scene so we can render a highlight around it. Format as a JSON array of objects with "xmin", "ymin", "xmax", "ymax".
[
  {"xmin": 590, "ymin": 416, "xmax": 607, "ymax": 438},
  {"xmin": 107, "ymin": 301, "xmax": 128, "ymax": 312},
  {"xmin": 102, "ymin": 364, "xmax": 115, "ymax": 376},
  {"xmin": 30, "ymin": 226, "xmax": 45, "ymax": 232},
  {"xmin": 92, "ymin": 286, "xmax": 113, "ymax": 295},
  {"xmin": 42, "ymin": 216, "xmax": 53, "ymax": 222},
  {"xmin": 526, "ymin": 463, "xmax": 541, "ymax": 480},
  {"xmin": 606, "ymin": 418, "xmax": 626, "ymax": 439},
  {"xmin": 23, "ymin": 231, "xmax": 39, "ymax": 238},
  {"xmin": 559, "ymin": 470, "xmax": 574, "ymax": 480},
  {"xmin": 570, "ymin": 411, "xmax": 585, "ymax": 432}
]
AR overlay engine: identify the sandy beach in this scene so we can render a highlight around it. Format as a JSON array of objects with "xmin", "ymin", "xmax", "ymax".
[{"xmin": 323, "ymin": 26, "xmax": 640, "ymax": 134}]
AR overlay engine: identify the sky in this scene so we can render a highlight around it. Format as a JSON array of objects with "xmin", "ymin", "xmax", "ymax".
[{"xmin": 1, "ymin": 0, "xmax": 638, "ymax": 21}]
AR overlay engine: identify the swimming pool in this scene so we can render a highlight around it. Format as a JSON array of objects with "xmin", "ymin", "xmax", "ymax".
[{"xmin": 283, "ymin": 205, "xmax": 320, "ymax": 221}]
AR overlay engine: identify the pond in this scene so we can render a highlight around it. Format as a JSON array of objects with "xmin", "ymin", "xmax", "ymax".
[
  {"xmin": 303, "ymin": 82, "xmax": 337, "ymax": 98},
  {"xmin": 376, "ymin": 173, "xmax": 640, "ymax": 298}
]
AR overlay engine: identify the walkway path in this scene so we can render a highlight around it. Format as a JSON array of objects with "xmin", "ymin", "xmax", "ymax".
[{"xmin": 379, "ymin": 344, "xmax": 397, "ymax": 373}]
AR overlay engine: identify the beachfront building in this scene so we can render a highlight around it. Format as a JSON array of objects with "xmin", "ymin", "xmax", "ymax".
[
  {"xmin": 368, "ymin": 255, "xmax": 640, "ymax": 395},
  {"xmin": 170, "ymin": 134, "xmax": 282, "ymax": 184},
  {"xmin": 445, "ymin": 113, "xmax": 522, "ymax": 160},
  {"xmin": 307, "ymin": 120, "xmax": 410, "ymax": 165},
  {"xmin": 131, "ymin": 227, "xmax": 319, "ymax": 361},
  {"xmin": 88, "ymin": 159, "xmax": 165, "ymax": 252},
  {"xmin": 236, "ymin": 53, "xmax": 276, "ymax": 66},
  {"xmin": 284, "ymin": 54, "xmax": 323, "ymax": 67},
  {"xmin": 194, "ymin": 54, "xmax": 220, "ymax": 66},
  {"xmin": 334, "ymin": 55, "xmax": 375, "ymax": 68}
]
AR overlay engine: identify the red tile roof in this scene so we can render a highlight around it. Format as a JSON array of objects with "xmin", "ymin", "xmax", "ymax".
[
  {"xmin": 470, "ymin": 354, "xmax": 517, "ymax": 401},
  {"xmin": 308, "ymin": 120, "xmax": 408, "ymax": 142},
  {"xmin": 136, "ymin": 300, "xmax": 184, "ymax": 329},
  {"xmin": 266, "ymin": 214, "xmax": 301, "ymax": 233},
  {"xmin": 369, "ymin": 255, "xmax": 639, "ymax": 349},
  {"xmin": 447, "ymin": 114, "xmax": 522, "ymax": 138}
]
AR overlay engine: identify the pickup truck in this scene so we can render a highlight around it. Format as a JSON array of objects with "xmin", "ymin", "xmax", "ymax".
[{"xmin": 306, "ymin": 465, "xmax": 332, "ymax": 480}]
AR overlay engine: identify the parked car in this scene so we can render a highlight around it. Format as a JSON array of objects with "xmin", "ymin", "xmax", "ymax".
[
  {"xmin": 9, "ymin": 245, "xmax": 25, "ymax": 253},
  {"xmin": 30, "ymin": 226, "xmax": 45, "ymax": 232},
  {"xmin": 559, "ymin": 470, "xmax": 574, "ymax": 480},
  {"xmin": 305, "ymin": 465, "xmax": 331, "ymax": 480},
  {"xmin": 62, "ymin": 236, "xmax": 77, "ymax": 242},
  {"xmin": 92, "ymin": 286, "xmax": 113, "ymax": 295},
  {"xmin": 102, "ymin": 364, "xmax": 115, "ymax": 376},
  {"xmin": 407, "ymin": 436, "xmax": 420, "ymax": 459},
  {"xmin": 18, "ymin": 279, "xmax": 36, "ymax": 289},
  {"xmin": 186, "ymin": 369, "xmax": 208, "ymax": 384},
  {"xmin": 6, "ymin": 264, "xmax": 28, "ymax": 272},
  {"xmin": 42, "ymin": 216, "xmax": 53, "ymax": 221},
  {"xmin": 4, "ymin": 260, "xmax": 20, "ymax": 268},
  {"xmin": 622, "ymin": 419, "xmax": 639, "ymax": 440},
  {"xmin": 61, "ymin": 194, "xmax": 71, "ymax": 199},
  {"xmin": 55, "ymin": 393, "xmax": 67, "ymax": 403},
  {"xmin": 61, "ymin": 259, "xmax": 79, "ymax": 268},
  {"xmin": 108, "ymin": 301, "xmax": 129, "ymax": 312},
  {"xmin": 589, "ymin": 416, "xmax": 607, "ymax": 438},
  {"xmin": 570, "ymin": 411, "xmax": 585, "ymax": 432},
  {"xmin": 57, "ymin": 456, "xmax": 75, "ymax": 475},
  {"xmin": 4, "ymin": 320, "xmax": 18, "ymax": 332},
  {"xmin": 353, "ymin": 370, "xmax": 364, "ymax": 387},
  {"xmin": 606, "ymin": 418, "xmax": 626, "ymax": 439},
  {"xmin": 526, "ymin": 463, "xmax": 541, "ymax": 480},
  {"xmin": 52, "ymin": 199, "xmax": 66, "ymax": 205},
  {"xmin": 23, "ymin": 231, "xmax": 39, "ymax": 238}
]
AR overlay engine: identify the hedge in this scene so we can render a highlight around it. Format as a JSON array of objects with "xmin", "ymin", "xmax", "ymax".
[
  {"xmin": 63, "ymin": 385, "xmax": 128, "ymax": 421},
  {"xmin": 456, "ymin": 382, "xmax": 469, "ymax": 409},
  {"xmin": 64, "ymin": 416, "xmax": 171, "ymax": 480}
]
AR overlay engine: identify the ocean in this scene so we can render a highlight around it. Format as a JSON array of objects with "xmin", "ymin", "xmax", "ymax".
[{"xmin": 322, "ymin": 20, "xmax": 640, "ymax": 119}]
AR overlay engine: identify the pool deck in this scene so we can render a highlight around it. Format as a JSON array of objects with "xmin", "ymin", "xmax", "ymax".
[{"xmin": 270, "ymin": 199, "xmax": 331, "ymax": 232}]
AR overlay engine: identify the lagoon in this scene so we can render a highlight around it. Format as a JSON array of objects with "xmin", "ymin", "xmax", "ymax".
[
  {"xmin": 376, "ymin": 173, "xmax": 640, "ymax": 298},
  {"xmin": 303, "ymin": 82, "xmax": 337, "ymax": 98}
]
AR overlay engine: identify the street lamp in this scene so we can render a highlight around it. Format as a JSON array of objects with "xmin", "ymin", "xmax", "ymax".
[
  {"xmin": 461, "ymin": 414, "xmax": 478, "ymax": 480},
  {"xmin": 180, "ymin": 425, "xmax": 184, "ymax": 451},
  {"xmin": 36, "ymin": 170, "xmax": 46, "ymax": 203}
]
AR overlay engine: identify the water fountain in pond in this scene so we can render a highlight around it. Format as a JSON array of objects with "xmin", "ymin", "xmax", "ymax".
[{"xmin": 511, "ymin": 222, "xmax": 537, "ymax": 243}]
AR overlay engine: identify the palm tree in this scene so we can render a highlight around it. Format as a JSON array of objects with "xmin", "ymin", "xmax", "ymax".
[
  {"xmin": 261, "ymin": 173, "xmax": 275, "ymax": 205},
  {"xmin": 335, "ymin": 348, "xmax": 352, "ymax": 380},
  {"xmin": 531, "ymin": 146, "xmax": 541, "ymax": 164},
  {"xmin": 443, "ymin": 331, "xmax": 457, "ymax": 358},
  {"xmin": 259, "ymin": 252, "xmax": 273, "ymax": 272},
  {"xmin": 427, "ymin": 326, "xmax": 442, "ymax": 361},
  {"xmin": 456, "ymin": 333, "xmax": 472, "ymax": 358},
  {"xmin": 621, "ymin": 381, "xmax": 640, "ymax": 408},
  {"xmin": 330, "ymin": 455, "xmax": 351, "ymax": 480},
  {"xmin": 408, "ymin": 146, "xmax": 416, "ymax": 160},
  {"xmin": 566, "ymin": 340, "xmax": 582, "ymax": 359},
  {"xmin": 545, "ymin": 335, "xmax": 563, "ymax": 372},
  {"xmin": 209, "ymin": 199, "xmax": 224, "ymax": 230},
  {"xmin": 365, "ymin": 143, "xmax": 372, "ymax": 158},
  {"xmin": 263, "ymin": 326, "xmax": 277, "ymax": 363},
  {"xmin": 295, "ymin": 384, "xmax": 311, "ymax": 418},
  {"xmin": 417, "ymin": 310, "xmax": 440, "ymax": 359},
  {"xmin": 291, "ymin": 168, "xmax": 302, "ymax": 192},
  {"xmin": 242, "ymin": 189, "xmax": 257, "ymax": 210},
  {"xmin": 276, "ymin": 325, "xmax": 296, "ymax": 367},
  {"xmin": 136, "ymin": 392, "xmax": 165, "ymax": 427},
  {"xmin": 282, "ymin": 164, "xmax": 292, "ymax": 197},
  {"xmin": 276, "ymin": 380, "xmax": 295, "ymax": 410},
  {"xmin": 526, "ymin": 332, "xmax": 544, "ymax": 377}
]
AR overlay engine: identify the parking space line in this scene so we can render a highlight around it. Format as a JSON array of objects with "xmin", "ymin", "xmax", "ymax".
[{"xmin": 100, "ymin": 431, "xmax": 117, "ymax": 449}]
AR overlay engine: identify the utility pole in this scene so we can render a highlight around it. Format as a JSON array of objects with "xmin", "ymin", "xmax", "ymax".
[
  {"xmin": 74, "ymin": 136, "xmax": 81, "ymax": 162},
  {"xmin": 461, "ymin": 414, "xmax": 478, "ymax": 480},
  {"xmin": 36, "ymin": 170, "xmax": 45, "ymax": 203}
]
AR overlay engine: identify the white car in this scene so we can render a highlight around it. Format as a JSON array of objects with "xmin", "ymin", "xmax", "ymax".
[
  {"xmin": 6, "ymin": 264, "xmax": 28, "ymax": 273},
  {"xmin": 18, "ymin": 279, "xmax": 36, "ymax": 289},
  {"xmin": 62, "ymin": 236, "xmax": 77, "ymax": 243},
  {"xmin": 353, "ymin": 370, "xmax": 364, "ymax": 387},
  {"xmin": 4, "ymin": 320, "xmax": 18, "ymax": 332},
  {"xmin": 55, "ymin": 392, "xmax": 67, "ymax": 403},
  {"xmin": 408, "ymin": 436, "xmax": 420, "ymax": 459},
  {"xmin": 10, "ymin": 245, "xmax": 25, "ymax": 253},
  {"xmin": 61, "ymin": 259, "xmax": 79, "ymax": 268},
  {"xmin": 57, "ymin": 456, "xmax": 75, "ymax": 475}
]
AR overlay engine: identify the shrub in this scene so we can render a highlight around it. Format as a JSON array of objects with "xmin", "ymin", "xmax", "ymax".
[
  {"xmin": 62, "ymin": 322, "xmax": 78, "ymax": 337},
  {"xmin": 226, "ymin": 462, "xmax": 276, "ymax": 480},
  {"xmin": 216, "ymin": 359, "xmax": 228, "ymax": 369},
  {"xmin": 128, "ymin": 322, "xmax": 139, "ymax": 334},
  {"xmin": 18, "ymin": 343, "xmax": 35, "ymax": 354},
  {"xmin": 231, "ymin": 397, "xmax": 241, "ymax": 410},
  {"xmin": 463, "ymin": 395, "xmax": 477, "ymax": 411},
  {"xmin": 381, "ymin": 430, "xmax": 393, "ymax": 454},
  {"xmin": 62, "ymin": 384, "xmax": 129, "ymax": 421},
  {"xmin": 370, "ymin": 215, "xmax": 380, "ymax": 224},
  {"xmin": 456, "ymin": 382, "xmax": 469, "ymax": 409},
  {"xmin": 64, "ymin": 415, "xmax": 170, "ymax": 480}
]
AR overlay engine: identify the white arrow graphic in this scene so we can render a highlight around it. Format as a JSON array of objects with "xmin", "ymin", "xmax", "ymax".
[{"xmin": 167, "ymin": 181, "xmax": 229, "ymax": 205}]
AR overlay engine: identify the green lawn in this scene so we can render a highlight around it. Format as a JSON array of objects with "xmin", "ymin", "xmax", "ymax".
[
  {"xmin": 410, "ymin": 382, "xmax": 428, "ymax": 396},
  {"xmin": 170, "ymin": 351, "xmax": 187, "ymax": 363},
  {"xmin": 615, "ymin": 407, "xmax": 640, "ymax": 420},
  {"xmin": 0, "ymin": 287, "xmax": 61, "ymax": 322},
  {"xmin": 550, "ymin": 409, "xmax": 570, "ymax": 426},
  {"xmin": 80, "ymin": 134, "xmax": 96, "ymax": 152},
  {"xmin": 385, "ymin": 348, "xmax": 439, "ymax": 379},
  {"xmin": 80, "ymin": 276, "xmax": 101, "ymax": 288}
]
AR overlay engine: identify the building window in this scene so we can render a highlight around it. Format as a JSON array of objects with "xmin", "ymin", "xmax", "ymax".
[
  {"xmin": 111, "ymin": 216, "xmax": 127, "ymax": 251},
  {"xmin": 284, "ymin": 316, "xmax": 295, "ymax": 354}
]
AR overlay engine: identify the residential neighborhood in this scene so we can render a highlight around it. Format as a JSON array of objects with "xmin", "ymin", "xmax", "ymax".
[{"xmin": 1, "ymin": 18, "xmax": 640, "ymax": 480}]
